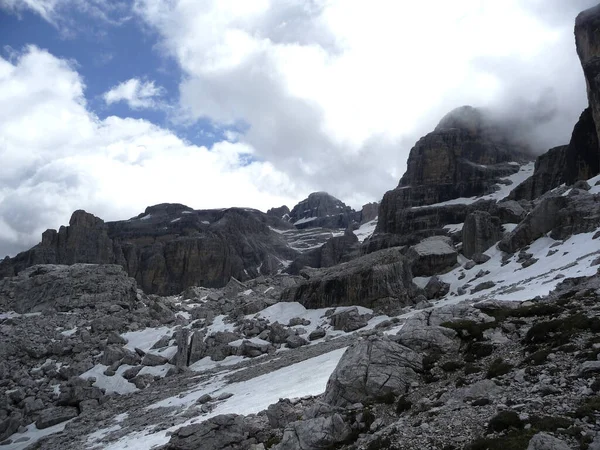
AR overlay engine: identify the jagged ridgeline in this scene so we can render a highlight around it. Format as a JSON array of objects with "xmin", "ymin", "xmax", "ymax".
[{"xmin": 5, "ymin": 3, "xmax": 600, "ymax": 450}]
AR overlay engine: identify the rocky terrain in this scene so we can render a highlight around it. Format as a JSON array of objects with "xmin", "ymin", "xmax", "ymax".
[{"xmin": 4, "ymin": 4, "xmax": 600, "ymax": 450}]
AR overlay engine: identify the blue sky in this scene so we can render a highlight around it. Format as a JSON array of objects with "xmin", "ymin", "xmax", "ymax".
[
  {"xmin": 0, "ymin": 0, "xmax": 596, "ymax": 257},
  {"xmin": 1, "ymin": 3, "xmax": 237, "ymax": 147}
]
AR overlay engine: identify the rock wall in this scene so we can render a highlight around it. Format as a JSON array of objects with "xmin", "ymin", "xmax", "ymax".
[
  {"xmin": 0, "ymin": 205, "xmax": 298, "ymax": 295},
  {"xmin": 281, "ymin": 247, "xmax": 416, "ymax": 312}
]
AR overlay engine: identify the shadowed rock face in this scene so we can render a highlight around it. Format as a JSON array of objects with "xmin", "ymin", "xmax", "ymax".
[
  {"xmin": 576, "ymin": 5, "xmax": 600, "ymax": 148},
  {"xmin": 0, "ymin": 205, "xmax": 298, "ymax": 295},
  {"xmin": 281, "ymin": 247, "xmax": 416, "ymax": 312}
]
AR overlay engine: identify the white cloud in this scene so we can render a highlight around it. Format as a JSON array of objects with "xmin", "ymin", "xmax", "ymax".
[
  {"xmin": 0, "ymin": 46, "xmax": 300, "ymax": 257},
  {"xmin": 103, "ymin": 78, "xmax": 164, "ymax": 109},
  {"xmin": 133, "ymin": 0, "xmax": 598, "ymax": 203}
]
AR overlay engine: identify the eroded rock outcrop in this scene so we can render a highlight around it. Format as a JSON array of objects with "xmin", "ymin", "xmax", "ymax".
[
  {"xmin": 0, "ymin": 264, "xmax": 137, "ymax": 314},
  {"xmin": 281, "ymin": 247, "xmax": 416, "ymax": 312}
]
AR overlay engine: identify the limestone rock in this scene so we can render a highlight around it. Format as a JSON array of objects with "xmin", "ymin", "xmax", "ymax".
[
  {"xmin": 0, "ymin": 207, "xmax": 298, "ymax": 295},
  {"xmin": 0, "ymin": 263, "xmax": 138, "ymax": 314},
  {"xmin": 329, "ymin": 307, "xmax": 369, "ymax": 332},
  {"xmin": 275, "ymin": 414, "xmax": 351, "ymax": 450},
  {"xmin": 408, "ymin": 237, "xmax": 457, "ymax": 276},
  {"xmin": 288, "ymin": 192, "xmax": 360, "ymax": 229},
  {"xmin": 35, "ymin": 406, "xmax": 78, "ymax": 429},
  {"xmin": 576, "ymin": 5, "xmax": 600, "ymax": 149},
  {"xmin": 323, "ymin": 336, "xmax": 422, "ymax": 407},
  {"xmin": 281, "ymin": 248, "xmax": 415, "ymax": 311},
  {"xmin": 499, "ymin": 192, "xmax": 600, "ymax": 253},
  {"xmin": 527, "ymin": 432, "xmax": 571, "ymax": 450},
  {"xmin": 462, "ymin": 211, "xmax": 501, "ymax": 258}
]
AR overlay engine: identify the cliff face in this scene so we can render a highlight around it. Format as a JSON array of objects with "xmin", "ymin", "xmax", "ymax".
[
  {"xmin": 0, "ymin": 205, "xmax": 298, "ymax": 295},
  {"xmin": 576, "ymin": 5, "xmax": 600, "ymax": 150}
]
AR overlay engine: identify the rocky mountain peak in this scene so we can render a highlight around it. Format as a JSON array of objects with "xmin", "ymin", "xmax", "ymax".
[
  {"xmin": 141, "ymin": 203, "xmax": 194, "ymax": 217},
  {"xmin": 434, "ymin": 105, "xmax": 485, "ymax": 134},
  {"xmin": 288, "ymin": 192, "xmax": 359, "ymax": 229}
]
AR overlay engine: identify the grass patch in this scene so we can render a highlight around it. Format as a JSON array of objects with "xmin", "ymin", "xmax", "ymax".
[
  {"xmin": 574, "ymin": 396, "xmax": 600, "ymax": 420},
  {"xmin": 524, "ymin": 314, "xmax": 600, "ymax": 347},
  {"xmin": 440, "ymin": 320, "xmax": 494, "ymax": 341}
]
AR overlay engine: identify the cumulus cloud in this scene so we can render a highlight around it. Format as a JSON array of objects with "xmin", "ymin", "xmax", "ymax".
[
  {"xmin": 103, "ymin": 78, "xmax": 164, "ymax": 109},
  {"xmin": 133, "ymin": 0, "xmax": 599, "ymax": 203},
  {"xmin": 0, "ymin": 46, "xmax": 299, "ymax": 257}
]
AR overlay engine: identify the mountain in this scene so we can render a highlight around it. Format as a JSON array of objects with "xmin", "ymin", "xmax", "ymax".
[
  {"xmin": 0, "ymin": 204, "xmax": 298, "ymax": 295},
  {"xmin": 5, "ymin": 4, "xmax": 600, "ymax": 450},
  {"xmin": 287, "ymin": 192, "xmax": 361, "ymax": 229}
]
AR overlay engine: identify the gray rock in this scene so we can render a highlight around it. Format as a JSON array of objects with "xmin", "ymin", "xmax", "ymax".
[
  {"xmin": 395, "ymin": 323, "xmax": 459, "ymax": 354},
  {"xmin": 35, "ymin": 406, "xmax": 78, "ymax": 429},
  {"xmin": 463, "ymin": 211, "xmax": 501, "ymax": 258},
  {"xmin": 408, "ymin": 237, "xmax": 457, "ymax": 277},
  {"xmin": 308, "ymin": 328, "xmax": 326, "ymax": 341},
  {"xmin": 276, "ymin": 414, "xmax": 351, "ymax": 450},
  {"xmin": 282, "ymin": 248, "xmax": 416, "ymax": 312},
  {"xmin": 188, "ymin": 330, "xmax": 206, "ymax": 365},
  {"xmin": 141, "ymin": 353, "xmax": 169, "ymax": 367},
  {"xmin": 165, "ymin": 414, "xmax": 266, "ymax": 450},
  {"xmin": 174, "ymin": 328, "xmax": 189, "ymax": 369},
  {"xmin": 323, "ymin": 336, "xmax": 422, "ymax": 407},
  {"xmin": 471, "ymin": 253, "xmax": 491, "ymax": 264},
  {"xmin": 329, "ymin": 307, "xmax": 369, "ymax": 332},
  {"xmin": 579, "ymin": 361, "xmax": 600, "ymax": 376},
  {"xmin": 527, "ymin": 432, "xmax": 571, "ymax": 450},
  {"xmin": 424, "ymin": 275, "xmax": 450, "ymax": 300},
  {"xmin": 285, "ymin": 335, "xmax": 308, "ymax": 349},
  {"xmin": 0, "ymin": 264, "xmax": 138, "ymax": 314},
  {"xmin": 101, "ymin": 345, "xmax": 127, "ymax": 366}
]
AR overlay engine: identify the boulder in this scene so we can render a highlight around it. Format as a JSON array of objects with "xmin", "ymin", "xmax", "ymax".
[
  {"xmin": 527, "ymin": 432, "xmax": 571, "ymax": 450},
  {"xmin": 499, "ymin": 192, "xmax": 600, "ymax": 253},
  {"xmin": 462, "ymin": 211, "xmax": 501, "ymax": 258},
  {"xmin": 165, "ymin": 414, "xmax": 266, "ymax": 450},
  {"xmin": 285, "ymin": 335, "xmax": 308, "ymax": 349},
  {"xmin": 35, "ymin": 406, "xmax": 78, "ymax": 429},
  {"xmin": 408, "ymin": 237, "xmax": 457, "ymax": 276},
  {"xmin": 275, "ymin": 414, "xmax": 351, "ymax": 450},
  {"xmin": 174, "ymin": 328, "xmax": 189, "ymax": 369},
  {"xmin": 329, "ymin": 307, "xmax": 369, "ymax": 332},
  {"xmin": 141, "ymin": 353, "xmax": 169, "ymax": 367},
  {"xmin": 424, "ymin": 275, "xmax": 450, "ymax": 300},
  {"xmin": 188, "ymin": 331, "xmax": 206, "ymax": 365},
  {"xmin": 323, "ymin": 336, "xmax": 422, "ymax": 407}
]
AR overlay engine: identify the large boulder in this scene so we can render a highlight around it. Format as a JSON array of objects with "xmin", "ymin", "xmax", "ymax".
[
  {"xmin": 408, "ymin": 237, "xmax": 457, "ymax": 276},
  {"xmin": 527, "ymin": 432, "xmax": 571, "ymax": 450},
  {"xmin": 275, "ymin": 414, "xmax": 352, "ymax": 450},
  {"xmin": 281, "ymin": 248, "xmax": 416, "ymax": 311},
  {"xmin": 323, "ymin": 335, "xmax": 422, "ymax": 407},
  {"xmin": 462, "ymin": 211, "xmax": 501, "ymax": 258},
  {"xmin": 165, "ymin": 414, "xmax": 267, "ymax": 450}
]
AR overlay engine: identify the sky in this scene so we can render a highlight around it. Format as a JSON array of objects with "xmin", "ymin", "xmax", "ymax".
[{"xmin": 0, "ymin": 0, "xmax": 597, "ymax": 258}]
